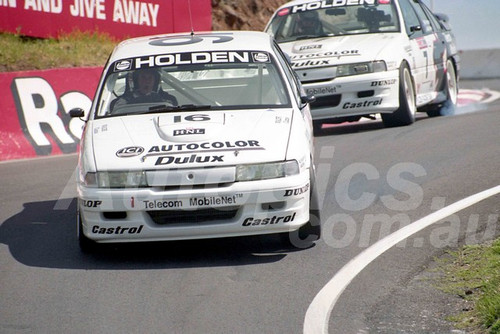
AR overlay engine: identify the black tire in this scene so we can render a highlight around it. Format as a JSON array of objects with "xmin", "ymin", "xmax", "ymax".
[
  {"xmin": 77, "ymin": 211, "xmax": 97, "ymax": 253},
  {"xmin": 382, "ymin": 63, "xmax": 416, "ymax": 127},
  {"xmin": 281, "ymin": 165, "xmax": 321, "ymax": 248},
  {"xmin": 313, "ymin": 120, "xmax": 323, "ymax": 136},
  {"xmin": 426, "ymin": 59, "xmax": 458, "ymax": 117}
]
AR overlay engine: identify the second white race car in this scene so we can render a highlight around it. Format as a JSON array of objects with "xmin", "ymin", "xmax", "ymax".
[{"xmin": 265, "ymin": 0, "xmax": 460, "ymax": 132}]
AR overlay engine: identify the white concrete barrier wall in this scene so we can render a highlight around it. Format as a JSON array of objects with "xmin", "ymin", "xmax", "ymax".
[{"xmin": 459, "ymin": 49, "xmax": 500, "ymax": 79}]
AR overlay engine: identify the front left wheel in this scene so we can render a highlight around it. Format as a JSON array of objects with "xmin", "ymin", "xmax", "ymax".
[
  {"xmin": 382, "ymin": 63, "xmax": 416, "ymax": 127},
  {"xmin": 426, "ymin": 59, "xmax": 458, "ymax": 117},
  {"xmin": 281, "ymin": 165, "xmax": 321, "ymax": 248},
  {"xmin": 313, "ymin": 120, "xmax": 323, "ymax": 136}
]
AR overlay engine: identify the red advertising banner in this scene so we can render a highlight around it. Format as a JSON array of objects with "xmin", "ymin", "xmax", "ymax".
[
  {"xmin": 0, "ymin": 0, "xmax": 212, "ymax": 40},
  {"xmin": 0, "ymin": 67, "xmax": 103, "ymax": 161}
]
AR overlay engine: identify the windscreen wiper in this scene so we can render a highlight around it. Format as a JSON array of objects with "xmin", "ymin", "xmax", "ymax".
[
  {"xmin": 138, "ymin": 104, "xmax": 213, "ymax": 114},
  {"xmin": 293, "ymin": 35, "xmax": 321, "ymax": 41},
  {"xmin": 279, "ymin": 35, "xmax": 324, "ymax": 43},
  {"xmin": 151, "ymin": 104, "xmax": 212, "ymax": 112}
]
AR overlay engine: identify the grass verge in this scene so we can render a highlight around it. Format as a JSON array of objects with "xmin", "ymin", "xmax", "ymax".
[
  {"xmin": 434, "ymin": 238, "xmax": 500, "ymax": 333},
  {"xmin": 0, "ymin": 31, "xmax": 116, "ymax": 72}
]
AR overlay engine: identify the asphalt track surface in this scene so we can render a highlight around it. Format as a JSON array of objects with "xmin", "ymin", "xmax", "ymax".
[{"xmin": 1, "ymin": 79, "xmax": 499, "ymax": 334}]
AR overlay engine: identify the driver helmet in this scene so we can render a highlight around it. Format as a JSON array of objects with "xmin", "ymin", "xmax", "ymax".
[
  {"xmin": 296, "ymin": 10, "xmax": 322, "ymax": 35},
  {"xmin": 128, "ymin": 68, "xmax": 161, "ymax": 96}
]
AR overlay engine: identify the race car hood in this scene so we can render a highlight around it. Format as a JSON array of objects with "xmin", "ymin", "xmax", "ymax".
[
  {"xmin": 280, "ymin": 33, "xmax": 399, "ymax": 68},
  {"xmin": 90, "ymin": 109, "xmax": 294, "ymax": 170}
]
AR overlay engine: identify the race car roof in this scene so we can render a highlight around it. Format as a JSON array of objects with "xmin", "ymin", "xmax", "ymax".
[
  {"xmin": 276, "ymin": 0, "xmax": 319, "ymax": 7},
  {"xmin": 274, "ymin": 0, "xmax": 381, "ymax": 11},
  {"xmin": 108, "ymin": 31, "xmax": 276, "ymax": 62}
]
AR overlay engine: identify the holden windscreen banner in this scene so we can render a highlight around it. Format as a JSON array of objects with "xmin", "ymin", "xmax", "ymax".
[
  {"xmin": 0, "ymin": 0, "xmax": 211, "ymax": 40},
  {"xmin": 0, "ymin": 67, "xmax": 102, "ymax": 161}
]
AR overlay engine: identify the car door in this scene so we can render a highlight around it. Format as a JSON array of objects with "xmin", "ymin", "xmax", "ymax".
[
  {"xmin": 420, "ymin": 2, "xmax": 456, "ymax": 95},
  {"xmin": 273, "ymin": 41, "xmax": 314, "ymax": 147},
  {"xmin": 398, "ymin": 0, "xmax": 437, "ymax": 106},
  {"xmin": 409, "ymin": 0, "xmax": 447, "ymax": 103}
]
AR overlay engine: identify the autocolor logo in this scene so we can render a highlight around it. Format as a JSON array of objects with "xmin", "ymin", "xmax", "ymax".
[{"xmin": 116, "ymin": 146, "xmax": 144, "ymax": 157}]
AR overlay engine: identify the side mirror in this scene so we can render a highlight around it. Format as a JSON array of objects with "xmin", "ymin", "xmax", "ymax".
[
  {"xmin": 410, "ymin": 25, "xmax": 422, "ymax": 33},
  {"xmin": 435, "ymin": 13, "xmax": 452, "ymax": 30},
  {"xmin": 69, "ymin": 108, "xmax": 85, "ymax": 118},
  {"xmin": 300, "ymin": 94, "xmax": 316, "ymax": 109}
]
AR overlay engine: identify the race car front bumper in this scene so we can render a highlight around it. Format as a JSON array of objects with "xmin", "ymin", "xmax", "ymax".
[
  {"xmin": 301, "ymin": 69, "xmax": 400, "ymax": 120},
  {"xmin": 77, "ymin": 170, "xmax": 311, "ymax": 243}
]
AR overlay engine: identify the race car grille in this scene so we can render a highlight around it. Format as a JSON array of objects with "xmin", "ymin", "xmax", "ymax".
[
  {"xmin": 147, "ymin": 207, "xmax": 240, "ymax": 225},
  {"xmin": 161, "ymin": 183, "xmax": 233, "ymax": 191},
  {"xmin": 311, "ymin": 94, "xmax": 341, "ymax": 109},
  {"xmin": 301, "ymin": 78, "xmax": 334, "ymax": 84}
]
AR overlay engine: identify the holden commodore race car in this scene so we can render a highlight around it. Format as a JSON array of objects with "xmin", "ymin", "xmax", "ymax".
[
  {"xmin": 265, "ymin": 0, "xmax": 460, "ymax": 132},
  {"xmin": 70, "ymin": 31, "xmax": 320, "ymax": 251}
]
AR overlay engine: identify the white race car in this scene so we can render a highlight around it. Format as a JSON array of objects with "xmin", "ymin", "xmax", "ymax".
[
  {"xmin": 265, "ymin": 0, "xmax": 460, "ymax": 132},
  {"xmin": 70, "ymin": 31, "xmax": 320, "ymax": 251}
]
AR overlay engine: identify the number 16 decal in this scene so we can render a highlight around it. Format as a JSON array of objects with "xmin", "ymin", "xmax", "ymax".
[{"xmin": 174, "ymin": 114, "xmax": 211, "ymax": 123}]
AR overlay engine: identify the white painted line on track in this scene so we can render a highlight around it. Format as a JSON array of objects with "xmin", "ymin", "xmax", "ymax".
[
  {"xmin": 304, "ymin": 185, "xmax": 500, "ymax": 334},
  {"xmin": 0, "ymin": 152, "xmax": 78, "ymax": 165},
  {"xmin": 481, "ymin": 89, "xmax": 500, "ymax": 104},
  {"xmin": 457, "ymin": 88, "xmax": 500, "ymax": 105}
]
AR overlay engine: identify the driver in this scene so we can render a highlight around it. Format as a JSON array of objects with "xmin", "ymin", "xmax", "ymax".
[
  {"xmin": 294, "ymin": 10, "xmax": 324, "ymax": 36},
  {"xmin": 112, "ymin": 68, "xmax": 178, "ymax": 110}
]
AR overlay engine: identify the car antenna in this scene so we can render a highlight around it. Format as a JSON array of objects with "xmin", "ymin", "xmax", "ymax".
[{"xmin": 188, "ymin": 0, "xmax": 195, "ymax": 36}]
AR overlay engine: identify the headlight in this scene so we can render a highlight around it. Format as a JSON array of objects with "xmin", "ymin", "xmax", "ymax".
[
  {"xmin": 84, "ymin": 171, "xmax": 147, "ymax": 188},
  {"xmin": 336, "ymin": 61, "xmax": 387, "ymax": 77},
  {"xmin": 235, "ymin": 160, "xmax": 299, "ymax": 181}
]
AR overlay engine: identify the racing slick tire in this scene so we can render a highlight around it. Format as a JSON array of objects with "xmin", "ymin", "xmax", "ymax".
[
  {"xmin": 426, "ymin": 59, "xmax": 458, "ymax": 117},
  {"xmin": 281, "ymin": 165, "xmax": 321, "ymax": 248},
  {"xmin": 382, "ymin": 63, "xmax": 416, "ymax": 127},
  {"xmin": 77, "ymin": 211, "xmax": 97, "ymax": 253},
  {"xmin": 313, "ymin": 120, "xmax": 323, "ymax": 136}
]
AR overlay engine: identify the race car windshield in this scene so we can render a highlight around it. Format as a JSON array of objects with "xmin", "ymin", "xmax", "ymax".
[
  {"xmin": 95, "ymin": 52, "xmax": 292, "ymax": 118},
  {"xmin": 266, "ymin": 3, "xmax": 400, "ymax": 43}
]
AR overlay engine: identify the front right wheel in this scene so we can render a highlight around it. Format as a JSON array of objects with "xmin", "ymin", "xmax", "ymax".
[{"xmin": 77, "ymin": 210, "xmax": 98, "ymax": 253}]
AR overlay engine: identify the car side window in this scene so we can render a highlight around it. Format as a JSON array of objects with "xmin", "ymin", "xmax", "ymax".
[
  {"xmin": 273, "ymin": 41, "xmax": 303, "ymax": 104},
  {"xmin": 420, "ymin": 3, "xmax": 445, "ymax": 33},
  {"xmin": 408, "ymin": 0, "xmax": 434, "ymax": 34},
  {"xmin": 398, "ymin": 0, "xmax": 423, "ymax": 38}
]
